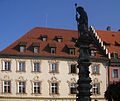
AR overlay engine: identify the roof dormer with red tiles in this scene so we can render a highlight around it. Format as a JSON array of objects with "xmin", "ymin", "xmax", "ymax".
[
  {"xmin": 0, "ymin": 27, "xmax": 120, "ymax": 61},
  {"xmin": 0, "ymin": 27, "xmax": 79, "ymax": 59}
]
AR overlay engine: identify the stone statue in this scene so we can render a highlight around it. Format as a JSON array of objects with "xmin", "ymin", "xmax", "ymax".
[
  {"xmin": 75, "ymin": 4, "xmax": 88, "ymax": 34},
  {"xmin": 75, "ymin": 4, "xmax": 92, "ymax": 101}
]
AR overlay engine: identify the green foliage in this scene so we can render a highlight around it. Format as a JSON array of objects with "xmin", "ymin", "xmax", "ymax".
[{"xmin": 105, "ymin": 82, "xmax": 120, "ymax": 101}]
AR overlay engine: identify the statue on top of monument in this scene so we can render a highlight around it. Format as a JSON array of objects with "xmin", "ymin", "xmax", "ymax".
[{"xmin": 75, "ymin": 4, "xmax": 88, "ymax": 35}]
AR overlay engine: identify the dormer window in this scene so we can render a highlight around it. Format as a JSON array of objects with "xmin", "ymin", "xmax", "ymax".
[
  {"xmin": 49, "ymin": 43, "xmax": 56, "ymax": 54},
  {"xmin": 33, "ymin": 47, "xmax": 39, "ymax": 53},
  {"xmin": 51, "ymin": 47, "xmax": 56, "ymax": 54},
  {"xmin": 55, "ymin": 36, "xmax": 63, "ymax": 42},
  {"xmin": 20, "ymin": 46, "xmax": 25, "ymax": 52},
  {"xmin": 111, "ymin": 52, "xmax": 118, "ymax": 59},
  {"xmin": 43, "ymin": 37, "xmax": 47, "ymax": 41},
  {"xmin": 69, "ymin": 48, "xmax": 75, "ymax": 55},
  {"xmin": 57, "ymin": 38, "xmax": 62, "ymax": 42},
  {"xmin": 66, "ymin": 44, "xmax": 75, "ymax": 55},
  {"xmin": 19, "ymin": 42, "xmax": 27, "ymax": 52},
  {"xmin": 71, "ymin": 37, "xmax": 77, "ymax": 43},
  {"xmin": 40, "ymin": 35, "xmax": 47, "ymax": 41},
  {"xmin": 32, "ymin": 42, "xmax": 40, "ymax": 53}
]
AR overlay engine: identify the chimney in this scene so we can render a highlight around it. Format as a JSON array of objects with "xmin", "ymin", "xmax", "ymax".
[{"xmin": 106, "ymin": 26, "xmax": 111, "ymax": 31}]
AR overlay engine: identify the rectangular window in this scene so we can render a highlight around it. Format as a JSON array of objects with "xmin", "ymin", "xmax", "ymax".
[
  {"xmin": 69, "ymin": 49, "xmax": 75, "ymax": 55},
  {"xmin": 20, "ymin": 46, "xmax": 25, "ymax": 52},
  {"xmin": 51, "ymin": 83, "xmax": 58, "ymax": 94},
  {"xmin": 33, "ymin": 47, "xmax": 39, "ymax": 53},
  {"xmin": 70, "ymin": 64, "xmax": 77, "ymax": 74},
  {"xmin": 33, "ymin": 82, "xmax": 41, "ymax": 94},
  {"xmin": 33, "ymin": 63, "xmax": 40, "ymax": 72},
  {"xmin": 57, "ymin": 38, "xmax": 63, "ymax": 42},
  {"xmin": 113, "ymin": 52, "xmax": 118, "ymax": 59},
  {"xmin": 3, "ymin": 81, "xmax": 11, "ymax": 93},
  {"xmin": 51, "ymin": 48, "xmax": 56, "ymax": 54},
  {"xmin": 18, "ymin": 82, "xmax": 26, "ymax": 93},
  {"xmin": 18, "ymin": 61, "xmax": 25, "ymax": 72},
  {"xmin": 40, "ymin": 35, "xmax": 48, "ymax": 41},
  {"xmin": 92, "ymin": 64, "xmax": 100, "ymax": 74},
  {"xmin": 42, "ymin": 37, "xmax": 47, "ymax": 41},
  {"xmin": 50, "ymin": 63, "xmax": 58, "ymax": 73},
  {"xmin": 92, "ymin": 83, "xmax": 100, "ymax": 94},
  {"xmin": 112, "ymin": 69, "xmax": 119, "ymax": 78},
  {"xmin": 70, "ymin": 83, "xmax": 76, "ymax": 94},
  {"xmin": 3, "ymin": 61, "xmax": 11, "ymax": 71}
]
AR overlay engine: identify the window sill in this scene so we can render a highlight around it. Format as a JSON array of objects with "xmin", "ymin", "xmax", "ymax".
[
  {"xmin": 16, "ymin": 93, "xmax": 27, "ymax": 95},
  {"xmin": 49, "ymin": 71, "xmax": 59, "ymax": 74},
  {"xmin": 31, "ymin": 93, "xmax": 42, "ymax": 96},
  {"xmin": 1, "ymin": 70, "xmax": 12, "ymax": 72},
  {"xmin": 31, "ymin": 71, "xmax": 41, "ymax": 73},
  {"xmin": 16, "ymin": 71, "xmax": 26, "ymax": 73},
  {"xmin": 1, "ymin": 92, "xmax": 12, "ymax": 94},
  {"xmin": 49, "ymin": 93, "xmax": 60, "ymax": 96}
]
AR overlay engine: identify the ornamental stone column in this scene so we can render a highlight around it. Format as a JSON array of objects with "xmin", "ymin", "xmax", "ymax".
[{"xmin": 75, "ymin": 4, "xmax": 92, "ymax": 101}]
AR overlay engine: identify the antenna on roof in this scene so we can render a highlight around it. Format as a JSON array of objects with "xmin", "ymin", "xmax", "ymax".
[{"xmin": 45, "ymin": 14, "xmax": 48, "ymax": 28}]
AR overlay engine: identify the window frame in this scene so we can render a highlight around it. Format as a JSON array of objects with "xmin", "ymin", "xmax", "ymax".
[
  {"xmin": 33, "ymin": 46, "xmax": 39, "ymax": 53},
  {"xmin": 2, "ymin": 61, "xmax": 11, "ymax": 71},
  {"xmin": 3, "ymin": 81, "xmax": 11, "ymax": 93},
  {"xmin": 112, "ymin": 69, "xmax": 119, "ymax": 78},
  {"xmin": 70, "ymin": 64, "xmax": 77, "ymax": 74},
  {"xmin": 51, "ymin": 83, "xmax": 59, "ymax": 94},
  {"xmin": 32, "ymin": 62, "xmax": 40, "ymax": 72},
  {"xmin": 91, "ymin": 64, "xmax": 100, "ymax": 74},
  {"xmin": 33, "ymin": 82, "xmax": 41, "ymax": 94},
  {"xmin": 20, "ymin": 46, "xmax": 26, "ymax": 52},
  {"xmin": 48, "ymin": 76, "xmax": 60, "ymax": 96},
  {"xmin": 57, "ymin": 38, "xmax": 63, "ymax": 42},
  {"xmin": 50, "ymin": 63, "xmax": 58, "ymax": 73},
  {"xmin": 50, "ymin": 47, "xmax": 56, "ymax": 54},
  {"xmin": 42, "ymin": 37, "xmax": 47, "ymax": 41},
  {"xmin": 69, "ymin": 48, "xmax": 75, "ymax": 55},
  {"xmin": 70, "ymin": 83, "xmax": 76, "ymax": 94},
  {"xmin": 18, "ymin": 61, "xmax": 25, "ymax": 72},
  {"xmin": 18, "ymin": 81, "xmax": 26, "ymax": 94},
  {"xmin": 92, "ymin": 83, "xmax": 100, "ymax": 95},
  {"xmin": 112, "ymin": 52, "xmax": 118, "ymax": 59}
]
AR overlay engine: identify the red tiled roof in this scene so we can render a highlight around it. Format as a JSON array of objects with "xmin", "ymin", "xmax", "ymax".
[
  {"xmin": 96, "ymin": 30, "xmax": 120, "ymax": 57},
  {"xmin": 0, "ymin": 27, "xmax": 79, "ymax": 58},
  {"xmin": 0, "ymin": 27, "xmax": 120, "ymax": 58}
]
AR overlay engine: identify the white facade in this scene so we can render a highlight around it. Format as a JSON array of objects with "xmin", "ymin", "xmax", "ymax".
[{"xmin": 0, "ymin": 57, "xmax": 107, "ymax": 100}]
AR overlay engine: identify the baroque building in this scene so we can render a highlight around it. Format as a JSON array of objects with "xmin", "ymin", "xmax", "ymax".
[{"xmin": 0, "ymin": 27, "xmax": 120, "ymax": 101}]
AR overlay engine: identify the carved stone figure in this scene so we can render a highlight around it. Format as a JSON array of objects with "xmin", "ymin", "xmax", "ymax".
[
  {"xmin": 75, "ymin": 4, "xmax": 91, "ymax": 101},
  {"xmin": 76, "ymin": 6, "xmax": 88, "ymax": 34}
]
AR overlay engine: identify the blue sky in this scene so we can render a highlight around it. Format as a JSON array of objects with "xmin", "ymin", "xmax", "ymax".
[{"xmin": 0, "ymin": 0, "xmax": 120, "ymax": 51}]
